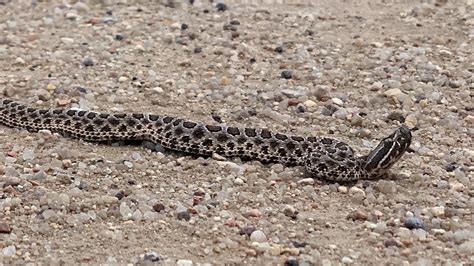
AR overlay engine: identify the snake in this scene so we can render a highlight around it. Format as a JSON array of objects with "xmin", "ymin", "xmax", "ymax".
[{"xmin": 0, "ymin": 98, "xmax": 412, "ymax": 181}]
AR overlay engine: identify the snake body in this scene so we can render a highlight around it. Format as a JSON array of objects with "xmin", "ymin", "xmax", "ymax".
[{"xmin": 0, "ymin": 98, "xmax": 412, "ymax": 181}]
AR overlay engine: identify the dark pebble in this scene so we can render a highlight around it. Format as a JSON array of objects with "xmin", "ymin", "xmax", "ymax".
[
  {"xmin": 75, "ymin": 86, "xmax": 89, "ymax": 94},
  {"xmin": 249, "ymin": 58, "xmax": 256, "ymax": 64},
  {"xmin": 223, "ymin": 24, "xmax": 237, "ymax": 31},
  {"xmin": 181, "ymin": 23, "xmax": 188, "ymax": 30},
  {"xmin": 404, "ymin": 217, "xmax": 424, "ymax": 230},
  {"xmin": 284, "ymin": 257, "xmax": 299, "ymax": 266},
  {"xmin": 296, "ymin": 104, "xmax": 305, "ymax": 113},
  {"xmin": 187, "ymin": 32, "xmax": 197, "ymax": 40},
  {"xmin": 239, "ymin": 225, "xmax": 256, "ymax": 236},
  {"xmin": 229, "ymin": 19, "xmax": 240, "ymax": 25},
  {"xmin": 153, "ymin": 203, "xmax": 165, "ymax": 212},
  {"xmin": 448, "ymin": 80, "xmax": 460, "ymax": 88},
  {"xmin": 387, "ymin": 111, "xmax": 405, "ymax": 123},
  {"xmin": 321, "ymin": 104, "xmax": 338, "ymax": 116},
  {"xmin": 115, "ymin": 34, "xmax": 124, "ymax": 41},
  {"xmin": 247, "ymin": 108, "xmax": 257, "ymax": 116},
  {"xmin": 203, "ymin": 9, "xmax": 209, "ymax": 13},
  {"xmin": 115, "ymin": 190, "xmax": 125, "ymax": 200},
  {"xmin": 54, "ymin": 87, "xmax": 65, "ymax": 94},
  {"xmin": 175, "ymin": 37, "xmax": 187, "ymax": 45},
  {"xmin": 177, "ymin": 211, "xmax": 191, "ymax": 221},
  {"xmin": 144, "ymin": 251, "xmax": 160, "ymax": 262},
  {"xmin": 0, "ymin": 222, "xmax": 12, "ymax": 234},
  {"xmin": 274, "ymin": 46, "xmax": 283, "ymax": 53},
  {"xmin": 82, "ymin": 58, "xmax": 94, "ymax": 67},
  {"xmin": 292, "ymin": 241, "xmax": 308, "ymax": 248},
  {"xmin": 193, "ymin": 190, "xmax": 205, "ymax": 197},
  {"xmin": 444, "ymin": 162, "xmax": 457, "ymax": 172},
  {"xmin": 384, "ymin": 239, "xmax": 399, "ymax": 247},
  {"xmin": 216, "ymin": 3, "xmax": 227, "ymax": 12},
  {"xmin": 78, "ymin": 181, "xmax": 89, "ymax": 190},
  {"xmin": 106, "ymin": 10, "xmax": 113, "ymax": 16},
  {"xmin": 193, "ymin": 47, "xmax": 203, "ymax": 53},
  {"xmin": 281, "ymin": 70, "xmax": 293, "ymax": 79}
]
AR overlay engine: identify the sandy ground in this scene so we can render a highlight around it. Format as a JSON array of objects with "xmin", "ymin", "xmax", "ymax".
[{"xmin": 0, "ymin": 0, "xmax": 473, "ymax": 265}]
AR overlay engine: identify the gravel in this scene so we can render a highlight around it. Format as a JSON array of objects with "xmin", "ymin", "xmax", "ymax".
[{"xmin": 0, "ymin": 0, "xmax": 472, "ymax": 265}]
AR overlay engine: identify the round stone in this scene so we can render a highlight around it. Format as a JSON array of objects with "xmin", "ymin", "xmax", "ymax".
[
  {"xmin": 250, "ymin": 230, "xmax": 267, "ymax": 243},
  {"xmin": 404, "ymin": 217, "xmax": 424, "ymax": 230},
  {"xmin": 144, "ymin": 251, "xmax": 160, "ymax": 262},
  {"xmin": 281, "ymin": 70, "xmax": 293, "ymax": 79},
  {"xmin": 216, "ymin": 3, "xmax": 227, "ymax": 11},
  {"xmin": 83, "ymin": 58, "xmax": 94, "ymax": 67},
  {"xmin": 239, "ymin": 225, "xmax": 256, "ymax": 236},
  {"xmin": 177, "ymin": 211, "xmax": 191, "ymax": 221}
]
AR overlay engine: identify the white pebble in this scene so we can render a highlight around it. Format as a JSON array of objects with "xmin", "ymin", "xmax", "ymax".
[
  {"xmin": 349, "ymin": 186, "xmax": 365, "ymax": 197},
  {"xmin": 118, "ymin": 76, "xmax": 129, "ymax": 82},
  {"xmin": 338, "ymin": 186, "xmax": 348, "ymax": 193},
  {"xmin": 384, "ymin": 88, "xmax": 402, "ymax": 97},
  {"xmin": 331, "ymin": 97, "xmax": 344, "ymax": 106},
  {"xmin": 341, "ymin": 256, "xmax": 353, "ymax": 264},
  {"xmin": 304, "ymin": 100, "xmax": 317, "ymax": 108},
  {"xmin": 297, "ymin": 178, "xmax": 315, "ymax": 185},
  {"xmin": 119, "ymin": 202, "xmax": 132, "ymax": 219},
  {"xmin": 177, "ymin": 259, "xmax": 193, "ymax": 266},
  {"xmin": 250, "ymin": 230, "xmax": 267, "ymax": 243},
  {"xmin": 2, "ymin": 245, "xmax": 16, "ymax": 256},
  {"xmin": 22, "ymin": 148, "xmax": 35, "ymax": 160}
]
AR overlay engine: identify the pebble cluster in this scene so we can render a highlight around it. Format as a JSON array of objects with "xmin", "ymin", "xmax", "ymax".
[{"xmin": 0, "ymin": 0, "xmax": 472, "ymax": 264}]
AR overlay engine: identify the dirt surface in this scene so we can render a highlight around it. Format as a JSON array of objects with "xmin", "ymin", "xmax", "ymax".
[{"xmin": 0, "ymin": 0, "xmax": 473, "ymax": 265}]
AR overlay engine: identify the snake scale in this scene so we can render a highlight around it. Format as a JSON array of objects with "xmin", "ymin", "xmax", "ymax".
[{"xmin": 0, "ymin": 98, "xmax": 412, "ymax": 181}]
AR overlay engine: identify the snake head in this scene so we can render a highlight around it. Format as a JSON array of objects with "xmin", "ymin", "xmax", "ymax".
[{"xmin": 363, "ymin": 125, "xmax": 412, "ymax": 178}]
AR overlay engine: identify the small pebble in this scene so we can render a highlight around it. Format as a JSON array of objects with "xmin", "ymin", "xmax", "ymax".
[
  {"xmin": 177, "ymin": 259, "xmax": 193, "ymax": 266},
  {"xmin": 283, "ymin": 205, "xmax": 298, "ymax": 219},
  {"xmin": 239, "ymin": 225, "xmax": 256, "ymax": 236},
  {"xmin": 285, "ymin": 257, "xmax": 299, "ymax": 266},
  {"xmin": 459, "ymin": 241, "xmax": 474, "ymax": 255},
  {"xmin": 384, "ymin": 239, "xmax": 399, "ymax": 247},
  {"xmin": 250, "ymin": 230, "xmax": 267, "ymax": 243},
  {"xmin": 0, "ymin": 222, "xmax": 12, "ymax": 233},
  {"xmin": 347, "ymin": 210, "xmax": 368, "ymax": 221},
  {"xmin": 341, "ymin": 256, "xmax": 353, "ymax": 264},
  {"xmin": 281, "ymin": 70, "xmax": 293, "ymax": 79},
  {"xmin": 216, "ymin": 3, "xmax": 227, "ymax": 12},
  {"xmin": 153, "ymin": 203, "xmax": 165, "ymax": 212},
  {"xmin": 83, "ymin": 58, "xmax": 94, "ymax": 67},
  {"xmin": 144, "ymin": 251, "xmax": 160, "ymax": 262},
  {"xmin": 404, "ymin": 217, "xmax": 424, "ymax": 230},
  {"xmin": 177, "ymin": 211, "xmax": 191, "ymax": 221},
  {"xmin": 2, "ymin": 245, "xmax": 16, "ymax": 257}
]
